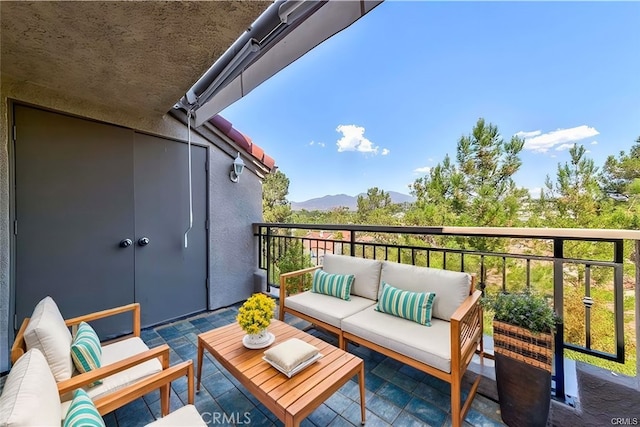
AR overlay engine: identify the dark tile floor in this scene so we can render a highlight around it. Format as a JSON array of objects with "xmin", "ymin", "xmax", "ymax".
[{"xmin": 105, "ymin": 304, "xmax": 505, "ymax": 427}]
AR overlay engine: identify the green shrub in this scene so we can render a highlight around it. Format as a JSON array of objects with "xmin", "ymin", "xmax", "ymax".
[{"xmin": 482, "ymin": 291, "xmax": 559, "ymax": 334}]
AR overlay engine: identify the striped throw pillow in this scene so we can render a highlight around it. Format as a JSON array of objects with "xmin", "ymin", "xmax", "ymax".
[
  {"xmin": 70, "ymin": 322, "xmax": 102, "ymax": 386},
  {"xmin": 376, "ymin": 282, "xmax": 436, "ymax": 326},
  {"xmin": 63, "ymin": 389, "xmax": 106, "ymax": 427},
  {"xmin": 311, "ymin": 269, "xmax": 355, "ymax": 301}
]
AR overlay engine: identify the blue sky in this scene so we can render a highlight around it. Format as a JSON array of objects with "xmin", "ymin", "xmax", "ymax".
[{"xmin": 221, "ymin": 1, "xmax": 640, "ymax": 202}]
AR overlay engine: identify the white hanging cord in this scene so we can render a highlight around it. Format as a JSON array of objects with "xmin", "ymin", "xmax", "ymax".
[{"xmin": 184, "ymin": 109, "xmax": 194, "ymax": 248}]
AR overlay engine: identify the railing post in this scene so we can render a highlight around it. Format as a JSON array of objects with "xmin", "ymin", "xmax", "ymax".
[
  {"xmin": 613, "ymin": 240, "xmax": 625, "ymax": 362},
  {"xmin": 266, "ymin": 227, "xmax": 272, "ymax": 292},
  {"xmin": 479, "ymin": 255, "xmax": 486, "ymax": 296},
  {"xmin": 350, "ymin": 230, "xmax": 356, "ymax": 257},
  {"xmin": 553, "ymin": 238, "xmax": 565, "ymax": 400}
]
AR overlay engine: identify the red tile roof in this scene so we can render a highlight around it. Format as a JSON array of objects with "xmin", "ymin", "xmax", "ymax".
[{"xmin": 209, "ymin": 115, "xmax": 276, "ymax": 172}]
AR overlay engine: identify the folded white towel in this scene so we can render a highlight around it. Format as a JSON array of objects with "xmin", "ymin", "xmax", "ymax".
[{"xmin": 263, "ymin": 338, "xmax": 319, "ymax": 373}]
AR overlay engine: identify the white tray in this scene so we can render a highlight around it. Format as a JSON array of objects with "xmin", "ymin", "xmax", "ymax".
[
  {"xmin": 263, "ymin": 353, "xmax": 323, "ymax": 378},
  {"xmin": 242, "ymin": 332, "xmax": 275, "ymax": 349}
]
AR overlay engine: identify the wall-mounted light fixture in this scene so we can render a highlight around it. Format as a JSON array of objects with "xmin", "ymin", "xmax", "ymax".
[{"xmin": 230, "ymin": 152, "xmax": 245, "ymax": 183}]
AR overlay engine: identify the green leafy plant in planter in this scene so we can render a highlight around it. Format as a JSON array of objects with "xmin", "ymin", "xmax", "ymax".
[
  {"xmin": 485, "ymin": 291, "xmax": 558, "ymax": 333},
  {"xmin": 482, "ymin": 292, "xmax": 560, "ymax": 427}
]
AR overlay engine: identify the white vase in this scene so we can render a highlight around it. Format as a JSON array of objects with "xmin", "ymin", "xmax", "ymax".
[{"xmin": 242, "ymin": 329, "xmax": 275, "ymax": 349}]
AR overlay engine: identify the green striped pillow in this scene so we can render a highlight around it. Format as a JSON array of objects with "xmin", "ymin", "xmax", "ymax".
[
  {"xmin": 63, "ymin": 389, "xmax": 106, "ymax": 427},
  {"xmin": 70, "ymin": 322, "xmax": 102, "ymax": 386},
  {"xmin": 376, "ymin": 282, "xmax": 436, "ymax": 326},
  {"xmin": 311, "ymin": 269, "xmax": 355, "ymax": 301}
]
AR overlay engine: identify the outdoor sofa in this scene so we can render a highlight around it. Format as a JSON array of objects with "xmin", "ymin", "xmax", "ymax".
[{"xmin": 279, "ymin": 254, "xmax": 483, "ymax": 427}]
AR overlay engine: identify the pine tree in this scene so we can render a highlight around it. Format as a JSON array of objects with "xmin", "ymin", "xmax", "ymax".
[
  {"xmin": 262, "ymin": 170, "xmax": 292, "ymax": 223},
  {"xmin": 543, "ymin": 144, "xmax": 601, "ymax": 227},
  {"xmin": 408, "ymin": 118, "xmax": 528, "ymax": 250}
]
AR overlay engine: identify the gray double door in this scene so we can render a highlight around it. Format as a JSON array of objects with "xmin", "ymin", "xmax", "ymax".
[{"xmin": 13, "ymin": 105, "xmax": 207, "ymax": 338}]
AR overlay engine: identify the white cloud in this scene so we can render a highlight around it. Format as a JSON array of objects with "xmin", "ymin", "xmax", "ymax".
[
  {"xmin": 428, "ymin": 158, "xmax": 433, "ymax": 162},
  {"xmin": 413, "ymin": 166, "xmax": 431, "ymax": 175},
  {"xmin": 318, "ymin": 142, "xmax": 325, "ymax": 147},
  {"xmin": 335, "ymin": 124, "xmax": 379, "ymax": 154},
  {"xmin": 309, "ymin": 141, "xmax": 325, "ymax": 147},
  {"xmin": 555, "ymin": 143, "xmax": 575, "ymax": 151},
  {"xmin": 591, "ymin": 140, "xmax": 598, "ymax": 145},
  {"xmin": 515, "ymin": 130, "xmax": 542, "ymax": 139},
  {"xmin": 381, "ymin": 148, "xmax": 390, "ymax": 156},
  {"xmin": 519, "ymin": 125, "xmax": 600, "ymax": 153}
]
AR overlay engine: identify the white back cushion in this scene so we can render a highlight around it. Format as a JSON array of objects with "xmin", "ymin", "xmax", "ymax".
[
  {"xmin": 322, "ymin": 254, "xmax": 382, "ymax": 300},
  {"xmin": 24, "ymin": 296, "xmax": 74, "ymax": 381},
  {"xmin": 0, "ymin": 348, "xmax": 62, "ymax": 426},
  {"xmin": 380, "ymin": 262, "xmax": 471, "ymax": 321}
]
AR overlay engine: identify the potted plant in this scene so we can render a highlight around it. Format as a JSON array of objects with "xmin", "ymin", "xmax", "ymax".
[
  {"xmin": 483, "ymin": 291, "xmax": 559, "ymax": 427},
  {"xmin": 237, "ymin": 293, "xmax": 276, "ymax": 349}
]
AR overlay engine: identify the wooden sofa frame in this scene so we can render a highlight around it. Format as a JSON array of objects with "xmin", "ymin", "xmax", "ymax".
[
  {"xmin": 280, "ymin": 264, "xmax": 484, "ymax": 427},
  {"xmin": 11, "ymin": 302, "xmax": 182, "ymax": 416}
]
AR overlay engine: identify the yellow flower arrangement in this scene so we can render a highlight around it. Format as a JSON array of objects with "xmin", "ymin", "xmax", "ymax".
[{"xmin": 237, "ymin": 293, "xmax": 276, "ymax": 335}]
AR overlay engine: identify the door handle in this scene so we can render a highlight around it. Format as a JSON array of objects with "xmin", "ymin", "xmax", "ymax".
[
  {"xmin": 138, "ymin": 237, "xmax": 150, "ymax": 246},
  {"xmin": 119, "ymin": 239, "xmax": 133, "ymax": 248}
]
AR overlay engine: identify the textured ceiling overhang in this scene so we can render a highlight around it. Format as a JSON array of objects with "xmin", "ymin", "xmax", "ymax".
[{"xmin": 0, "ymin": 1, "xmax": 271, "ymax": 116}]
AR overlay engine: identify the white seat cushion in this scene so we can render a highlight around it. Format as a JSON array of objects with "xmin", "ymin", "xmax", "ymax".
[
  {"xmin": 286, "ymin": 291, "xmax": 376, "ymax": 328},
  {"xmin": 323, "ymin": 254, "xmax": 382, "ymax": 300},
  {"xmin": 145, "ymin": 405, "xmax": 205, "ymax": 426},
  {"xmin": 24, "ymin": 296, "xmax": 74, "ymax": 381},
  {"xmin": 380, "ymin": 262, "xmax": 471, "ymax": 321},
  {"xmin": 0, "ymin": 349, "xmax": 62, "ymax": 426},
  {"xmin": 60, "ymin": 337, "xmax": 162, "ymax": 410},
  {"xmin": 342, "ymin": 306, "xmax": 452, "ymax": 373}
]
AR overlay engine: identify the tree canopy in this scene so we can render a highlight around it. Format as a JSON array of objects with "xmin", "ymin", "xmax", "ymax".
[
  {"xmin": 600, "ymin": 137, "xmax": 640, "ymax": 196},
  {"xmin": 406, "ymin": 119, "xmax": 528, "ymax": 251},
  {"xmin": 262, "ymin": 170, "xmax": 292, "ymax": 223}
]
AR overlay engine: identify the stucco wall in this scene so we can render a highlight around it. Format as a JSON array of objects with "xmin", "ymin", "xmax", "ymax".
[
  {"xmin": 0, "ymin": 77, "xmax": 263, "ymax": 371},
  {"xmin": 208, "ymin": 148, "xmax": 263, "ymax": 309}
]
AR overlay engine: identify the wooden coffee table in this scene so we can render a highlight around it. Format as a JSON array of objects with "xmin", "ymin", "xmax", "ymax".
[{"xmin": 196, "ymin": 319, "xmax": 365, "ymax": 426}]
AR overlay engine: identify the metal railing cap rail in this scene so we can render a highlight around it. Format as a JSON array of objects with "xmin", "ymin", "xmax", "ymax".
[{"xmin": 254, "ymin": 223, "xmax": 640, "ymax": 241}]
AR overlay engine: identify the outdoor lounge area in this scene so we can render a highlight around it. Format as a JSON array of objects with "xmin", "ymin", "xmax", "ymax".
[{"xmin": 0, "ymin": 303, "xmax": 503, "ymax": 427}]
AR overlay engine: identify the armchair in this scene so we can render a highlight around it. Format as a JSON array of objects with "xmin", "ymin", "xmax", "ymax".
[
  {"xmin": 0, "ymin": 348, "xmax": 202, "ymax": 426},
  {"xmin": 11, "ymin": 296, "xmax": 174, "ymax": 416}
]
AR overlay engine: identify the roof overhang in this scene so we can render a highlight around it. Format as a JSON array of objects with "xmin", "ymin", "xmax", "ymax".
[
  {"xmin": 175, "ymin": 0, "xmax": 383, "ymax": 127},
  {"xmin": 0, "ymin": 1, "xmax": 271, "ymax": 116}
]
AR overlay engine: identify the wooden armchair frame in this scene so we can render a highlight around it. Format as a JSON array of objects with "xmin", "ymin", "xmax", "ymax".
[
  {"xmin": 10, "ymin": 302, "xmax": 177, "ymax": 416},
  {"xmin": 11, "ymin": 302, "xmax": 142, "ymax": 363},
  {"xmin": 94, "ymin": 360, "xmax": 194, "ymax": 417}
]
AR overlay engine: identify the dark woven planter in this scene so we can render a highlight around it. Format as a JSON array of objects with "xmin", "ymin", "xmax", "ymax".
[{"xmin": 493, "ymin": 321, "xmax": 553, "ymax": 427}]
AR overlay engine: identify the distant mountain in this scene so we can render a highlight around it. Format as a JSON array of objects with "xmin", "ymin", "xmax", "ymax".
[{"xmin": 291, "ymin": 191, "xmax": 415, "ymax": 211}]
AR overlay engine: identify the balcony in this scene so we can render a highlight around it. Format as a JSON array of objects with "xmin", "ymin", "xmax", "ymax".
[
  {"xmin": 255, "ymin": 222, "xmax": 640, "ymax": 425},
  {"xmin": 2, "ymin": 223, "xmax": 637, "ymax": 426}
]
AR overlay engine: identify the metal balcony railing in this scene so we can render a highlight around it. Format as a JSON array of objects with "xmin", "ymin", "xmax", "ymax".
[{"xmin": 254, "ymin": 223, "xmax": 640, "ymax": 401}]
